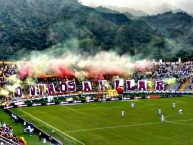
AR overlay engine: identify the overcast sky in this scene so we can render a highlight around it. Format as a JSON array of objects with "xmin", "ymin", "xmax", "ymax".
[{"xmin": 78, "ymin": 0, "xmax": 193, "ymax": 15}]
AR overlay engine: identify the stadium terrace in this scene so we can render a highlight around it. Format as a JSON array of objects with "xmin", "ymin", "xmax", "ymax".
[{"xmin": 1, "ymin": 59, "xmax": 193, "ymax": 98}]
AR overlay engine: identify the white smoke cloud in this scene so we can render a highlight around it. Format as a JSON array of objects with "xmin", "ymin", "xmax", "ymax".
[{"xmin": 17, "ymin": 50, "xmax": 138, "ymax": 80}]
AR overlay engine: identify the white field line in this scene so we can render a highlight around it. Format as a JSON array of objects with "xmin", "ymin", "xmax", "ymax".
[
  {"xmin": 165, "ymin": 118, "xmax": 193, "ymax": 126},
  {"xmin": 66, "ymin": 117, "xmax": 193, "ymax": 133},
  {"xmin": 80, "ymin": 106, "xmax": 124, "ymax": 111},
  {"xmin": 166, "ymin": 121, "xmax": 193, "ymax": 125},
  {"xmin": 165, "ymin": 115, "xmax": 176, "ymax": 119},
  {"xmin": 165, "ymin": 118, "xmax": 193, "ymax": 123},
  {"xmin": 65, "ymin": 122, "xmax": 162, "ymax": 133},
  {"xmin": 177, "ymin": 101, "xmax": 187, "ymax": 104},
  {"xmin": 18, "ymin": 109, "xmax": 85, "ymax": 145},
  {"xmin": 62, "ymin": 106, "xmax": 77, "ymax": 111}
]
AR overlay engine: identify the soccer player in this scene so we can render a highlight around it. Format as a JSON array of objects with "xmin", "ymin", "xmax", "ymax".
[
  {"xmin": 172, "ymin": 102, "xmax": 176, "ymax": 108},
  {"xmin": 131, "ymin": 101, "xmax": 135, "ymax": 108},
  {"xmin": 179, "ymin": 108, "xmax": 183, "ymax": 115},
  {"xmin": 158, "ymin": 107, "xmax": 161, "ymax": 115},
  {"xmin": 121, "ymin": 110, "xmax": 125, "ymax": 118},
  {"xmin": 161, "ymin": 114, "xmax": 165, "ymax": 123}
]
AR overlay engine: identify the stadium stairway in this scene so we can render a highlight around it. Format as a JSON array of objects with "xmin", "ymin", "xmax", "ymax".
[
  {"xmin": 166, "ymin": 82, "xmax": 181, "ymax": 90},
  {"xmin": 180, "ymin": 78, "xmax": 190, "ymax": 91}
]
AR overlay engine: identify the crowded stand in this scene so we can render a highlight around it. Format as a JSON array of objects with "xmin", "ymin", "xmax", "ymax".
[
  {"xmin": 0, "ymin": 59, "xmax": 193, "ymax": 145},
  {"xmin": 0, "ymin": 121, "xmax": 26, "ymax": 145},
  {"xmin": 0, "ymin": 59, "xmax": 193, "ymax": 101}
]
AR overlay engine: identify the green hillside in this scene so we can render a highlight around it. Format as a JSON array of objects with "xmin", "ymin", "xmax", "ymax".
[
  {"xmin": 143, "ymin": 11, "xmax": 193, "ymax": 60},
  {"xmin": 0, "ymin": 0, "xmax": 193, "ymax": 61}
]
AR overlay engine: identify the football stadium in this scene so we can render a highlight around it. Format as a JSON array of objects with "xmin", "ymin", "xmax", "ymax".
[{"xmin": 1, "ymin": 0, "xmax": 193, "ymax": 145}]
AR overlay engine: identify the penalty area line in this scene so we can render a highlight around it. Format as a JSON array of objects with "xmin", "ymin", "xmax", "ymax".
[{"xmin": 18, "ymin": 108, "xmax": 85, "ymax": 145}]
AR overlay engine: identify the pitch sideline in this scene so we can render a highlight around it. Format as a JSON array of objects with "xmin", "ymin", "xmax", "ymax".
[{"xmin": 18, "ymin": 108, "xmax": 85, "ymax": 145}]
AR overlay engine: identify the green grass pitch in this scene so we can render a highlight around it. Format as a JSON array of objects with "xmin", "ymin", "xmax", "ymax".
[{"xmin": 10, "ymin": 96, "xmax": 193, "ymax": 145}]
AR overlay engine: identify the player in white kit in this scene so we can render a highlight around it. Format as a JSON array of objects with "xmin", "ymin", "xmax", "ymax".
[
  {"xmin": 172, "ymin": 102, "xmax": 176, "ymax": 108},
  {"xmin": 179, "ymin": 108, "xmax": 183, "ymax": 115},
  {"xmin": 158, "ymin": 107, "xmax": 161, "ymax": 115},
  {"xmin": 121, "ymin": 110, "xmax": 125, "ymax": 118},
  {"xmin": 161, "ymin": 114, "xmax": 165, "ymax": 123},
  {"xmin": 131, "ymin": 102, "xmax": 135, "ymax": 108}
]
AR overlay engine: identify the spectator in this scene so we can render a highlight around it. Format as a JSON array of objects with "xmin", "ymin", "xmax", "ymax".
[
  {"xmin": 2, "ymin": 122, "xmax": 6, "ymax": 127},
  {"xmin": 29, "ymin": 127, "xmax": 34, "ymax": 136},
  {"xmin": 23, "ymin": 121, "xmax": 26, "ymax": 127},
  {"xmin": 15, "ymin": 116, "xmax": 18, "ymax": 124},
  {"xmin": 23, "ymin": 125, "xmax": 31, "ymax": 133},
  {"xmin": 49, "ymin": 135, "xmax": 53, "ymax": 144},
  {"xmin": 39, "ymin": 131, "xmax": 42, "ymax": 141},
  {"xmin": 43, "ymin": 138, "xmax": 47, "ymax": 145},
  {"xmin": 0, "ymin": 122, "xmax": 24, "ymax": 144}
]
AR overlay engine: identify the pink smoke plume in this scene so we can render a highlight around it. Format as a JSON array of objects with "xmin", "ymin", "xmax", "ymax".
[
  {"xmin": 18, "ymin": 62, "xmax": 32, "ymax": 79},
  {"xmin": 50, "ymin": 64, "xmax": 75, "ymax": 77},
  {"xmin": 135, "ymin": 60, "xmax": 152, "ymax": 72}
]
